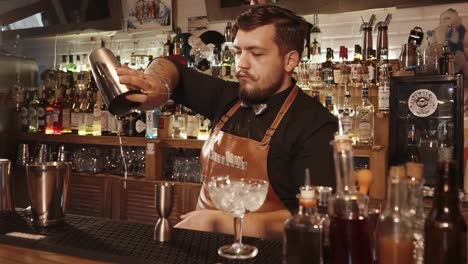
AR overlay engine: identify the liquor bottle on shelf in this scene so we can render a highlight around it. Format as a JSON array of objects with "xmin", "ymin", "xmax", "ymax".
[
  {"xmin": 70, "ymin": 78, "xmax": 82, "ymax": 135},
  {"xmin": 224, "ymin": 22, "xmax": 233, "ymax": 43},
  {"xmin": 108, "ymin": 112, "xmax": 119, "ymax": 136},
  {"xmin": 329, "ymin": 135, "xmax": 372, "ymax": 264},
  {"xmin": 135, "ymin": 110, "xmax": 146, "ymax": 137},
  {"xmin": 37, "ymin": 87, "xmax": 47, "ymax": 133},
  {"xmin": 283, "ymin": 170, "xmax": 323, "ymax": 264},
  {"xmin": 146, "ymin": 108, "xmax": 161, "ymax": 139},
  {"xmin": 84, "ymin": 82, "xmax": 96, "ymax": 136},
  {"xmin": 67, "ymin": 54, "xmax": 76, "ymax": 72},
  {"xmin": 197, "ymin": 114, "xmax": 210, "ymax": 140},
  {"xmin": 52, "ymin": 85, "xmax": 64, "ymax": 135},
  {"xmin": 45, "ymin": 80, "xmax": 55, "ymax": 135},
  {"xmin": 59, "ymin": 55, "xmax": 68, "ymax": 72},
  {"xmin": 377, "ymin": 166, "xmax": 414, "ymax": 264},
  {"xmin": 78, "ymin": 90, "xmax": 89, "ymax": 136},
  {"xmin": 164, "ymin": 35, "xmax": 173, "ymax": 56},
  {"xmin": 424, "ymin": 160, "xmax": 467, "ymax": 264},
  {"xmin": 92, "ymin": 92, "xmax": 102, "ymax": 136},
  {"xmin": 321, "ymin": 48, "xmax": 334, "ymax": 84},
  {"xmin": 355, "ymin": 82, "xmax": 374, "ymax": 146},
  {"xmin": 406, "ymin": 124, "xmax": 421, "ymax": 163},
  {"xmin": 61, "ymin": 73, "xmax": 72, "ymax": 134},
  {"xmin": 323, "ymin": 76, "xmax": 336, "ymax": 116},
  {"xmin": 100, "ymin": 96, "xmax": 111, "ymax": 136},
  {"xmin": 377, "ymin": 59, "xmax": 390, "ymax": 114},
  {"xmin": 350, "ymin": 45, "xmax": 363, "ymax": 83},
  {"xmin": 221, "ymin": 45, "xmax": 234, "ymax": 80},
  {"xmin": 310, "ymin": 14, "xmax": 322, "ymax": 64},
  {"xmin": 340, "ymin": 88, "xmax": 354, "ymax": 139},
  {"xmin": 171, "ymin": 104, "xmax": 186, "ymax": 139},
  {"xmin": 186, "ymin": 109, "xmax": 200, "ymax": 139},
  {"xmin": 28, "ymin": 90, "xmax": 40, "ymax": 133},
  {"xmin": 438, "ymin": 122, "xmax": 454, "ymax": 161},
  {"xmin": 75, "ymin": 55, "xmax": 82, "ymax": 73}
]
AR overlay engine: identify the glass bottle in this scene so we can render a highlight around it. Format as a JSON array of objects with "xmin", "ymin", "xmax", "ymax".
[
  {"xmin": 45, "ymin": 79, "xmax": 55, "ymax": 135},
  {"xmin": 52, "ymin": 84, "xmax": 63, "ymax": 135},
  {"xmin": 323, "ymin": 76, "xmax": 336, "ymax": 116},
  {"xmin": 171, "ymin": 104, "xmax": 186, "ymax": 139},
  {"xmin": 407, "ymin": 175, "xmax": 425, "ymax": 264},
  {"xmin": 424, "ymin": 160, "xmax": 467, "ymax": 264},
  {"xmin": 37, "ymin": 87, "xmax": 48, "ymax": 133},
  {"xmin": 135, "ymin": 110, "xmax": 146, "ymax": 137},
  {"xmin": 377, "ymin": 61, "xmax": 390, "ymax": 114},
  {"xmin": 61, "ymin": 73, "xmax": 72, "ymax": 134},
  {"xmin": 67, "ymin": 54, "xmax": 76, "ymax": 72},
  {"xmin": 321, "ymin": 48, "xmax": 334, "ymax": 84},
  {"xmin": 146, "ymin": 108, "xmax": 161, "ymax": 139},
  {"xmin": 351, "ymin": 45, "xmax": 363, "ymax": 83},
  {"xmin": 377, "ymin": 166, "xmax": 414, "ymax": 264},
  {"xmin": 355, "ymin": 83, "xmax": 374, "ymax": 146},
  {"xmin": 92, "ymin": 92, "xmax": 102, "ymax": 136},
  {"xmin": 438, "ymin": 121, "xmax": 454, "ymax": 161},
  {"xmin": 406, "ymin": 124, "xmax": 421, "ymax": 163},
  {"xmin": 100, "ymin": 98, "xmax": 111, "ymax": 136},
  {"xmin": 283, "ymin": 171, "xmax": 323, "ymax": 264},
  {"xmin": 316, "ymin": 186, "xmax": 333, "ymax": 264},
  {"xmin": 310, "ymin": 14, "xmax": 322, "ymax": 64},
  {"xmin": 224, "ymin": 21, "xmax": 233, "ymax": 43},
  {"xmin": 340, "ymin": 87, "xmax": 354, "ymax": 139},
  {"xmin": 28, "ymin": 90, "xmax": 40, "ymax": 133},
  {"xmin": 329, "ymin": 137, "xmax": 372, "ymax": 264},
  {"xmin": 70, "ymin": 77, "xmax": 82, "ymax": 135},
  {"xmin": 186, "ymin": 108, "xmax": 200, "ymax": 139}
]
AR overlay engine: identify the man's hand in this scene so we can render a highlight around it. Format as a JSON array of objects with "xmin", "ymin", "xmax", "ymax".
[
  {"xmin": 175, "ymin": 209, "xmax": 291, "ymax": 240},
  {"xmin": 116, "ymin": 65, "xmax": 163, "ymax": 109}
]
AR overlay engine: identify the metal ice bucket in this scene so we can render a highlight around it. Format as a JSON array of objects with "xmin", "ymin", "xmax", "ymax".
[
  {"xmin": 89, "ymin": 47, "xmax": 142, "ymax": 116},
  {"xmin": 26, "ymin": 162, "xmax": 71, "ymax": 227}
]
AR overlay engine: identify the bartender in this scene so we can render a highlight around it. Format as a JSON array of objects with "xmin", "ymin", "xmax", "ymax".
[{"xmin": 117, "ymin": 5, "xmax": 337, "ymax": 239}]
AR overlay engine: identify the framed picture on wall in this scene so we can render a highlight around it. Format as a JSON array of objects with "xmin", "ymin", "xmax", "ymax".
[{"xmin": 126, "ymin": 0, "xmax": 175, "ymax": 33}]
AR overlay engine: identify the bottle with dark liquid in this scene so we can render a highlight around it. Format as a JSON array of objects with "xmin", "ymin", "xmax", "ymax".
[
  {"xmin": 406, "ymin": 124, "xmax": 421, "ymax": 163},
  {"xmin": 329, "ymin": 136, "xmax": 372, "ymax": 264},
  {"xmin": 283, "ymin": 170, "xmax": 323, "ymax": 264},
  {"xmin": 377, "ymin": 166, "xmax": 414, "ymax": 264},
  {"xmin": 424, "ymin": 160, "xmax": 466, "ymax": 264},
  {"xmin": 316, "ymin": 186, "xmax": 333, "ymax": 264}
]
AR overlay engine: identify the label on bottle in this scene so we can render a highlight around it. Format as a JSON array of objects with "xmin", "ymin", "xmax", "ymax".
[
  {"xmin": 321, "ymin": 68, "xmax": 333, "ymax": 82},
  {"xmin": 71, "ymin": 112, "xmax": 80, "ymax": 130},
  {"xmin": 367, "ymin": 65, "xmax": 375, "ymax": 81},
  {"xmin": 378, "ymin": 85, "xmax": 390, "ymax": 111},
  {"xmin": 136, "ymin": 120, "xmax": 146, "ymax": 133},
  {"xmin": 186, "ymin": 116, "xmax": 199, "ymax": 138},
  {"xmin": 342, "ymin": 116, "xmax": 353, "ymax": 134},
  {"xmin": 101, "ymin": 110, "xmax": 110, "ymax": 132},
  {"xmin": 358, "ymin": 121, "xmax": 371, "ymax": 137},
  {"xmin": 20, "ymin": 106, "xmax": 29, "ymax": 126},
  {"xmin": 52, "ymin": 109, "xmax": 60, "ymax": 123},
  {"xmin": 62, "ymin": 109, "xmax": 71, "ymax": 129},
  {"xmin": 333, "ymin": 69, "xmax": 342, "ymax": 84},
  {"xmin": 408, "ymin": 89, "xmax": 438, "ymax": 117},
  {"xmin": 146, "ymin": 112, "xmax": 155, "ymax": 138},
  {"xmin": 108, "ymin": 115, "xmax": 118, "ymax": 133},
  {"xmin": 85, "ymin": 113, "xmax": 93, "ymax": 128}
]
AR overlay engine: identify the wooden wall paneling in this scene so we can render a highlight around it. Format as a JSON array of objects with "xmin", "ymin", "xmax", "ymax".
[{"xmin": 66, "ymin": 173, "xmax": 110, "ymax": 218}]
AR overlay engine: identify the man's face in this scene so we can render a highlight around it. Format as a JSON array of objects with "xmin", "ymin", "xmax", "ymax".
[{"xmin": 234, "ymin": 24, "xmax": 287, "ymax": 104}]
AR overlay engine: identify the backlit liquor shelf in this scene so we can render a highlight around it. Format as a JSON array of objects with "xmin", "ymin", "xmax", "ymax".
[{"xmin": 17, "ymin": 132, "xmax": 206, "ymax": 149}]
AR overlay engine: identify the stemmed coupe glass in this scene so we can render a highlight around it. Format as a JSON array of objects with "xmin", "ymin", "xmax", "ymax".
[{"xmin": 207, "ymin": 176, "xmax": 268, "ymax": 259}]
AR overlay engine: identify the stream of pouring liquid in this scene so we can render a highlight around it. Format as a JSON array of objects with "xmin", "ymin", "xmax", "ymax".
[{"xmin": 116, "ymin": 116, "xmax": 128, "ymax": 189}]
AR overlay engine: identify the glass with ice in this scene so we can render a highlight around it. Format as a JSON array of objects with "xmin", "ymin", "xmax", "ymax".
[{"xmin": 207, "ymin": 176, "xmax": 268, "ymax": 259}]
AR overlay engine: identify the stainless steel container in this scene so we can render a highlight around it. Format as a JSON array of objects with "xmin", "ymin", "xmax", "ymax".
[
  {"xmin": 154, "ymin": 182, "xmax": 174, "ymax": 242},
  {"xmin": 89, "ymin": 47, "xmax": 142, "ymax": 116},
  {"xmin": 0, "ymin": 159, "xmax": 14, "ymax": 212},
  {"xmin": 26, "ymin": 162, "xmax": 71, "ymax": 226}
]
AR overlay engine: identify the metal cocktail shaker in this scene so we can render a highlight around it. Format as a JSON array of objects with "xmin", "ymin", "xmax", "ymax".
[
  {"xmin": 0, "ymin": 159, "xmax": 14, "ymax": 212},
  {"xmin": 154, "ymin": 182, "xmax": 175, "ymax": 242},
  {"xmin": 89, "ymin": 47, "xmax": 142, "ymax": 116},
  {"xmin": 26, "ymin": 162, "xmax": 71, "ymax": 227}
]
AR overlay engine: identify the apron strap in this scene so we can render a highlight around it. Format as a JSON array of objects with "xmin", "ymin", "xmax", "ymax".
[
  {"xmin": 213, "ymin": 101, "xmax": 242, "ymax": 133},
  {"xmin": 260, "ymin": 86, "xmax": 299, "ymax": 145}
]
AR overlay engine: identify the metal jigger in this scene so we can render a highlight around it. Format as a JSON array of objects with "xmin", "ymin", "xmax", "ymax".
[{"xmin": 154, "ymin": 182, "xmax": 174, "ymax": 242}]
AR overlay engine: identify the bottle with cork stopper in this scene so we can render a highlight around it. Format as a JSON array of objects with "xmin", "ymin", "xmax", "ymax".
[{"xmin": 283, "ymin": 169, "xmax": 323, "ymax": 264}]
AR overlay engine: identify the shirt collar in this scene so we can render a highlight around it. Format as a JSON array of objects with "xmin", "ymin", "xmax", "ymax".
[{"xmin": 240, "ymin": 80, "xmax": 296, "ymax": 116}]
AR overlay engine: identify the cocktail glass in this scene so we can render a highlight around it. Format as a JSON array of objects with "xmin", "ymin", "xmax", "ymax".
[{"xmin": 207, "ymin": 176, "xmax": 268, "ymax": 259}]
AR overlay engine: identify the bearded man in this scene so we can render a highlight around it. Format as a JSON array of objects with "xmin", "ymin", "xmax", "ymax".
[{"xmin": 117, "ymin": 5, "xmax": 337, "ymax": 240}]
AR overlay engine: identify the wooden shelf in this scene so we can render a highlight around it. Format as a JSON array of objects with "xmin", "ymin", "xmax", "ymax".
[{"xmin": 17, "ymin": 132, "xmax": 205, "ymax": 149}]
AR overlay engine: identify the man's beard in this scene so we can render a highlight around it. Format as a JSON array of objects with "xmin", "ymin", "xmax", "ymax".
[{"xmin": 237, "ymin": 72, "xmax": 283, "ymax": 104}]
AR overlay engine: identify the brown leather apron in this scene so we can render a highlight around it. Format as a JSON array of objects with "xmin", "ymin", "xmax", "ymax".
[{"xmin": 197, "ymin": 86, "xmax": 299, "ymax": 212}]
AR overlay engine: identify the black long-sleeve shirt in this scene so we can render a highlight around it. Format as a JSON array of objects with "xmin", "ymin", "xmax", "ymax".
[{"xmin": 170, "ymin": 62, "xmax": 337, "ymax": 212}]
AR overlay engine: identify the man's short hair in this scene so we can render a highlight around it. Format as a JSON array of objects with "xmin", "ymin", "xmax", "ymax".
[{"xmin": 232, "ymin": 5, "xmax": 309, "ymax": 55}]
